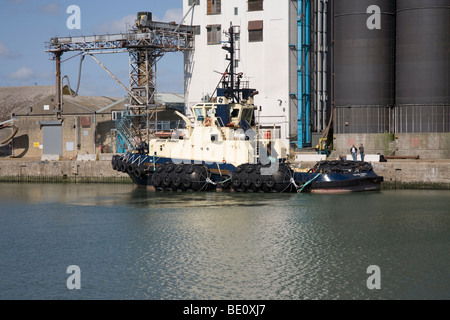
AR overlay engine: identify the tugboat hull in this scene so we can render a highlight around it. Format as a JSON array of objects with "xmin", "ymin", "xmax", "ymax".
[{"xmin": 112, "ymin": 154, "xmax": 383, "ymax": 193}]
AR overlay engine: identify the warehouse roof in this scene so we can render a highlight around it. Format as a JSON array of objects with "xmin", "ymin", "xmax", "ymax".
[{"xmin": 0, "ymin": 85, "xmax": 185, "ymax": 121}]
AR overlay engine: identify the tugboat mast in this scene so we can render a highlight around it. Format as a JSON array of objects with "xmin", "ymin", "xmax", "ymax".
[{"xmin": 222, "ymin": 23, "xmax": 239, "ymax": 104}]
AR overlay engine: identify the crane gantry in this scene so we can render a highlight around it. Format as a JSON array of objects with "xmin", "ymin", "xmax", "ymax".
[{"xmin": 46, "ymin": 11, "xmax": 195, "ymax": 150}]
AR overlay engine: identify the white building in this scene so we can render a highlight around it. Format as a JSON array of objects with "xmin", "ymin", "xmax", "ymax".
[{"xmin": 182, "ymin": 0, "xmax": 299, "ymax": 148}]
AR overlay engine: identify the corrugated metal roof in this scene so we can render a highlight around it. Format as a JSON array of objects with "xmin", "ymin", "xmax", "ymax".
[{"xmin": 155, "ymin": 92, "xmax": 185, "ymax": 104}]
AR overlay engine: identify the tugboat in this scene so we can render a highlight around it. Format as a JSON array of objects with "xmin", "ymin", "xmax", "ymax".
[{"xmin": 111, "ymin": 24, "xmax": 383, "ymax": 193}]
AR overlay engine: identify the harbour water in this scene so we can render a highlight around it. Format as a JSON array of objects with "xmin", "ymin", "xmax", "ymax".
[{"xmin": 0, "ymin": 182, "xmax": 448, "ymax": 300}]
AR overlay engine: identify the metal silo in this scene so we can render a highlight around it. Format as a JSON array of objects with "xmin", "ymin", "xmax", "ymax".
[
  {"xmin": 395, "ymin": 0, "xmax": 450, "ymax": 133},
  {"xmin": 333, "ymin": 0, "xmax": 395, "ymax": 135}
]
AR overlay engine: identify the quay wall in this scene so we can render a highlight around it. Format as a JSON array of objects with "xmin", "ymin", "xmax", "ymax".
[
  {"xmin": 372, "ymin": 160, "xmax": 450, "ymax": 190},
  {"xmin": 0, "ymin": 157, "xmax": 449, "ymax": 190},
  {"xmin": 0, "ymin": 158, "xmax": 130, "ymax": 183}
]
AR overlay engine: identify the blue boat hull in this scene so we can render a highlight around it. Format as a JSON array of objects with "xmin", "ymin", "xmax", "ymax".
[{"xmin": 111, "ymin": 153, "xmax": 383, "ymax": 193}]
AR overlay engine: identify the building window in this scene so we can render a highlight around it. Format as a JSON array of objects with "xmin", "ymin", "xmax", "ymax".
[
  {"xmin": 207, "ymin": 0, "xmax": 221, "ymax": 15},
  {"xmin": 80, "ymin": 116, "xmax": 92, "ymax": 128},
  {"xmin": 206, "ymin": 25, "xmax": 221, "ymax": 45},
  {"xmin": 188, "ymin": 0, "xmax": 200, "ymax": 5},
  {"xmin": 248, "ymin": 20, "xmax": 263, "ymax": 42},
  {"xmin": 234, "ymin": 7, "xmax": 239, "ymax": 15},
  {"xmin": 248, "ymin": 0, "xmax": 263, "ymax": 12}
]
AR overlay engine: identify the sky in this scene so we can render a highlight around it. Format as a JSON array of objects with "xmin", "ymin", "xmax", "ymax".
[{"xmin": 0, "ymin": 0, "xmax": 186, "ymax": 97}]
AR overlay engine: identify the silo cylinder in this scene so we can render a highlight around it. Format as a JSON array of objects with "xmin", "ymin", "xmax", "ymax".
[
  {"xmin": 334, "ymin": 0, "xmax": 395, "ymax": 134},
  {"xmin": 395, "ymin": 0, "xmax": 450, "ymax": 133}
]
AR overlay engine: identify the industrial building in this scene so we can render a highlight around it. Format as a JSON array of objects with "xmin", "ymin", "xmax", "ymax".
[
  {"xmin": 182, "ymin": 0, "xmax": 450, "ymax": 159},
  {"xmin": 183, "ymin": 0, "xmax": 301, "ymax": 149},
  {"xmin": 0, "ymin": 86, "xmax": 185, "ymax": 159}
]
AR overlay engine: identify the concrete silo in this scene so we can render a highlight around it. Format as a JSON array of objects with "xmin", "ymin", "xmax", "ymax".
[
  {"xmin": 395, "ymin": 0, "xmax": 450, "ymax": 158},
  {"xmin": 333, "ymin": 0, "xmax": 396, "ymax": 156}
]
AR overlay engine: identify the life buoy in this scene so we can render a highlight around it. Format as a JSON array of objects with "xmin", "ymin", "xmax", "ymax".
[{"xmin": 205, "ymin": 118, "xmax": 212, "ymax": 126}]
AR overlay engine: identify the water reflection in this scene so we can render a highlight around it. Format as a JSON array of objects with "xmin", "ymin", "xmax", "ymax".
[{"xmin": 0, "ymin": 183, "xmax": 449, "ymax": 299}]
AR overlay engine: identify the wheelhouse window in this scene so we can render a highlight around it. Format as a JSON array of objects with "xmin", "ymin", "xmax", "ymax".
[
  {"xmin": 205, "ymin": 107, "xmax": 214, "ymax": 118},
  {"xmin": 241, "ymin": 108, "xmax": 253, "ymax": 124},
  {"xmin": 207, "ymin": 0, "xmax": 221, "ymax": 15},
  {"xmin": 193, "ymin": 108, "xmax": 203, "ymax": 119},
  {"xmin": 248, "ymin": 0, "xmax": 263, "ymax": 12}
]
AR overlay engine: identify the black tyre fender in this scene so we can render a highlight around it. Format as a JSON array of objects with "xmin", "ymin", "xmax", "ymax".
[
  {"xmin": 243, "ymin": 178, "xmax": 252, "ymax": 187},
  {"xmin": 112, "ymin": 158, "xmax": 119, "ymax": 171},
  {"xmin": 266, "ymin": 177, "xmax": 275, "ymax": 188},
  {"xmin": 165, "ymin": 164, "xmax": 175, "ymax": 172},
  {"xmin": 173, "ymin": 175, "xmax": 181, "ymax": 187},
  {"xmin": 254, "ymin": 177, "xmax": 262, "ymax": 188},
  {"xmin": 185, "ymin": 165, "xmax": 195, "ymax": 174},
  {"xmin": 126, "ymin": 164, "xmax": 134, "ymax": 174},
  {"xmin": 163, "ymin": 176, "xmax": 171, "ymax": 187},
  {"xmin": 245, "ymin": 165, "xmax": 254, "ymax": 173},
  {"xmin": 133, "ymin": 166, "xmax": 143, "ymax": 177},
  {"xmin": 182, "ymin": 178, "xmax": 191, "ymax": 189},
  {"xmin": 232, "ymin": 176, "xmax": 241, "ymax": 188},
  {"xmin": 152, "ymin": 175, "xmax": 161, "ymax": 187}
]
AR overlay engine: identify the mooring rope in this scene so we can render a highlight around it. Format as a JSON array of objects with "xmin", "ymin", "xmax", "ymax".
[{"xmin": 297, "ymin": 173, "xmax": 322, "ymax": 193}]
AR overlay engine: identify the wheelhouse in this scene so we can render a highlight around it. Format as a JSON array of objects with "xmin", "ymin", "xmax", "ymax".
[{"xmin": 191, "ymin": 102, "xmax": 255, "ymax": 129}]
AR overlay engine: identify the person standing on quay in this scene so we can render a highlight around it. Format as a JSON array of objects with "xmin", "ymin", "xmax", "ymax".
[
  {"xmin": 359, "ymin": 144, "xmax": 365, "ymax": 162},
  {"xmin": 350, "ymin": 144, "xmax": 357, "ymax": 161}
]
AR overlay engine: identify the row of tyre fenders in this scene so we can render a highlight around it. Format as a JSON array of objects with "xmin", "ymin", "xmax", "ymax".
[{"xmin": 111, "ymin": 154, "xmax": 316, "ymax": 193}]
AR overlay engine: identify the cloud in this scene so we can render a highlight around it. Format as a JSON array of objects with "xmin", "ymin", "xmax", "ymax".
[
  {"xmin": 94, "ymin": 14, "xmax": 136, "ymax": 34},
  {"xmin": 0, "ymin": 42, "xmax": 12, "ymax": 57},
  {"xmin": 40, "ymin": 2, "xmax": 60, "ymax": 15},
  {"xmin": 162, "ymin": 8, "xmax": 183, "ymax": 23},
  {"xmin": 6, "ymin": 0, "xmax": 29, "ymax": 5},
  {"xmin": 0, "ymin": 42, "xmax": 20, "ymax": 59},
  {"xmin": 9, "ymin": 66, "xmax": 34, "ymax": 80}
]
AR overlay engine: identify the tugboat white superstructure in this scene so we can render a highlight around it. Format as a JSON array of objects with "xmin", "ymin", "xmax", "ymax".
[{"xmin": 112, "ymin": 24, "xmax": 383, "ymax": 193}]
